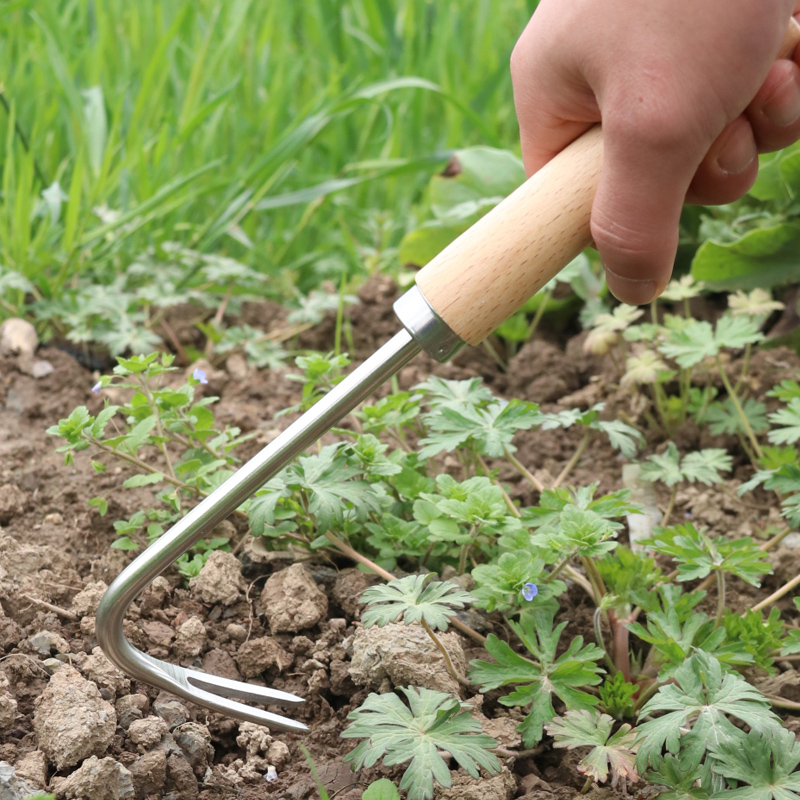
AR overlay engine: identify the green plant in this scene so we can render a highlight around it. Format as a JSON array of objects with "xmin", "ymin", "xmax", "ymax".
[{"xmin": 342, "ymin": 687, "xmax": 500, "ymax": 800}]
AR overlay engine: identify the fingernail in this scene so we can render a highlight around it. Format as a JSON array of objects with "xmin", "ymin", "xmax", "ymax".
[
  {"xmin": 604, "ymin": 268, "xmax": 658, "ymax": 306},
  {"xmin": 763, "ymin": 72, "xmax": 800, "ymax": 127},
  {"xmin": 715, "ymin": 129, "xmax": 757, "ymax": 176}
]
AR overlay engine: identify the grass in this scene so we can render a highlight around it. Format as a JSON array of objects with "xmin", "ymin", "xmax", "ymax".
[{"xmin": 0, "ymin": 0, "xmax": 536, "ymax": 322}]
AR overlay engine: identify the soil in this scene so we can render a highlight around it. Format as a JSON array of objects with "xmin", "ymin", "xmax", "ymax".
[{"xmin": 0, "ymin": 274, "xmax": 799, "ymax": 800}]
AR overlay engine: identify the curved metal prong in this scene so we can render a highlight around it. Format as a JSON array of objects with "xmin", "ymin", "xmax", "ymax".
[{"xmin": 95, "ymin": 331, "xmax": 420, "ymax": 729}]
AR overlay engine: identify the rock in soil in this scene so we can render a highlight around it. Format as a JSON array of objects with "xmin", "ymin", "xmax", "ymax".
[
  {"xmin": 0, "ymin": 675, "xmax": 17, "ymax": 732},
  {"xmin": 0, "ymin": 762, "xmax": 47, "ymax": 800},
  {"xmin": 348, "ymin": 623, "xmax": 467, "ymax": 695},
  {"xmin": 434, "ymin": 766, "xmax": 516, "ymax": 800},
  {"xmin": 58, "ymin": 756, "xmax": 135, "ymax": 800},
  {"xmin": 0, "ymin": 318, "xmax": 37, "ymax": 356},
  {"xmin": 189, "ymin": 550, "xmax": 245, "ymax": 607},
  {"xmin": 260, "ymin": 563, "xmax": 328, "ymax": 633},
  {"xmin": 33, "ymin": 665, "xmax": 117, "ymax": 769},
  {"xmin": 236, "ymin": 722, "xmax": 289, "ymax": 769}
]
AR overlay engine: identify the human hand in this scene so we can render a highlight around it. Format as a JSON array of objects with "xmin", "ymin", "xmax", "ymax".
[{"xmin": 511, "ymin": 1, "xmax": 800, "ymax": 304}]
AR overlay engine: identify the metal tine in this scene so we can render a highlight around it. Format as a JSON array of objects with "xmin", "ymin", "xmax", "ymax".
[
  {"xmin": 96, "ymin": 330, "xmax": 421, "ymax": 730},
  {"xmin": 185, "ymin": 669, "xmax": 305, "ymax": 707}
]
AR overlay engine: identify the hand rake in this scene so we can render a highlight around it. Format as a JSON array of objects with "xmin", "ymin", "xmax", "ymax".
[{"xmin": 95, "ymin": 17, "xmax": 800, "ymax": 735}]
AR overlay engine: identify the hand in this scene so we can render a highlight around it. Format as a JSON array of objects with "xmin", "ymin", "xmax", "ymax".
[{"xmin": 511, "ymin": 1, "xmax": 800, "ymax": 304}]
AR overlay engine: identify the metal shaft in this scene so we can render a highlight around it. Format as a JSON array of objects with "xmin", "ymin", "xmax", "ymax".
[{"xmin": 96, "ymin": 330, "xmax": 420, "ymax": 684}]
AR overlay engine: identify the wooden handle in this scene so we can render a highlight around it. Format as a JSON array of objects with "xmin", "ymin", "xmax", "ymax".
[{"xmin": 416, "ymin": 17, "xmax": 800, "ymax": 347}]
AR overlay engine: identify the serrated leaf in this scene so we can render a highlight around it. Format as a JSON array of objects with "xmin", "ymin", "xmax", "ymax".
[
  {"xmin": 343, "ymin": 687, "xmax": 500, "ymax": 800},
  {"xmin": 709, "ymin": 726, "xmax": 800, "ymax": 800},
  {"xmin": 546, "ymin": 710, "xmax": 638, "ymax": 787},
  {"xmin": 768, "ymin": 398, "xmax": 800, "ymax": 445},
  {"xmin": 360, "ymin": 575, "xmax": 474, "ymax": 631},
  {"xmin": 469, "ymin": 612, "xmax": 604, "ymax": 746},
  {"xmin": 635, "ymin": 651, "xmax": 777, "ymax": 772}
]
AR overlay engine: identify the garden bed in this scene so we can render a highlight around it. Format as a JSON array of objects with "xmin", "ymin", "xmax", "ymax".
[{"xmin": 1, "ymin": 276, "xmax": 800, "ymax": 800}]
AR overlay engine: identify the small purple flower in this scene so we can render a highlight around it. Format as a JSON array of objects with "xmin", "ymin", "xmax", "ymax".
[
  {"xmin": 522, "ymin": 582, "xmax": 538, "ymax": 602},
  {"xmin": 192, "ymin": 368, "xmax": 208, "ymax": 384},
  {"xmin": 91, "ymin": 381, "xmax": 102, "ymax": 394}
]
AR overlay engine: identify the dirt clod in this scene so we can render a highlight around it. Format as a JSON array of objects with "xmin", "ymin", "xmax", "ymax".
[
  {"xmin": 0, "ymin": 487, "xmax": 25, "ymax": 527},
  {"xmin": 115, "ymin": 694, "xmax": 149, "ymax": 729},
  {"xmin": 235, "ymin": 636, "xmax": 292, "ymax": 678},
  {"xmin": 189, "ymin": 551, "xmax": 245, "ymax": 607},
  {"xmin": 71, "ymin": 581, "xmax": 109, "ymax": 617},
  {"xmin": 128, "ymin": 750, "xmax": 167, "ymax": 799},
  {"xmin": 0, "ymin": 762, "xmax": 46, "ymax": 800},
  {"xmin": 127, "ymin": 716, "xmax": 169, "ymax": 752},
  {"xmin": 59, "ymin": 756, "xmax": 135, "ymax": 800},
  {"xmin": 173, "ymin": 722, "xmax": 213, "ymax": 776},
  {"xmin": 82, "ymin": 647, "xmax": 131, "ymax": 701},
  {"xmin": 261, "ymin": 563, "xmax": 328, "ymax": 633},
  {"xmin": 33, "ymin": 665, "xmax": 116, "ymax": 769},
  {"xmin": 173, "ymin": 616, "xmax": 207, "ymax": 662},
  {"xmin": 166, "ymin": 753, "xmax": 198, "ymax": 800},
  {"xmin": 152, "ymin": 694, "xmax": 189, "ymax": 730},
  {"xmin": 13, "ymin": 750, "xmax": 46, "ymax": 790},
  {"xmin": 434, "ymin": 765, "xmax": 516, "ymax": 800},
  {"xmin": 348, "ymin": 623, "xmax": 467, "ymax": 695}
]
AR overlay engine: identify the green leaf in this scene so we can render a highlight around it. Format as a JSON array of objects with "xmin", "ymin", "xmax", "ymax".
[
  {"xmin": 634, "ymin": 651, "xmax": 777, "ymax": 772},
  {"xmin": 709, "ymin": 727, "xmax": 800, "ymax": 800},
  {"xmin": 122, "ymin": 472, "xmax": 164, "ymax": 489},
  {"xmin": 691, "ymin": 221, "xmax": 800, "ymax": 291},
  {"xmin": 640, "ymin": 444, "xmax": 732, "ymax": 487},
  {"xmin": 546, "ymin": 710, "xmax": 638, "ymax": 787},
  {"xmin": 362, "ymin": 779, "xmax": 401, "ymax": 800},
  {"xmin": 768, "ymin": 398, "xmax": 800, "ymax": 445},
  {"xmin": 120, "ymin": 415, "xmax": 157, "ymax": 455},
  {"xmin": 343, "ymin": 687, "xmax": 500, "ymax": 800},
  {"xmin": 469, "ymin": 612, "xmax": 604, "ymax": 746},
  {"xmin": 359, "ymin": 575, "xmax": 474, "ymax": 631}
]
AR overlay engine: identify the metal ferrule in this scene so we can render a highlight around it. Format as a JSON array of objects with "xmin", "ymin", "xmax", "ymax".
[{"xmin": 393, "ymin": 284, "xmax": 465, "ymax": 363}]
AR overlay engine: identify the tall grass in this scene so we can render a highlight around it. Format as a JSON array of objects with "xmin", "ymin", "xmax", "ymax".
[{"xmin": 0, "ymin": 0, "xmax": 535, "ymax": 313}]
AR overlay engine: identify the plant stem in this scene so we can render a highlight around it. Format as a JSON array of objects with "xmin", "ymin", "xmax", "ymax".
[
  {"xmin": 650, "ymin": 297, "xmax": 659, "ymax": 326},
  {"xmin": 752, "ymin": 571, "xmax": 800, "ymax": 613},
  {"xmin": 527, "ymin": 291, "xmax": 551, "ymax": 340},
  {"xmin": 714, "ymin": 570, "xmax": 726, "ymax": 627},
  {"xmin": 322, "ymin": 532, "xmax": 488, "ymax": 645},
  {"xmin": 477, "ymin": 454, "xmax": 520, "ymax": 518},
  {"xmin": 137, "ymin": 375, "xmax": 177, "ymax": 481},
  {"xmin": 504, "ymin": 446, "xmax": 545, "ymax": 493},
  {"xmin": 564, "ymin": 565, "xmax": 596, "ymax": 600},
  {"xmin": 716, "ymin": 354, "xmax": 764, "ymax": 462},
  {"xmin": 662, "ymin": 486, "xmax": 678, "ymax": 527},
  {"xmin": 421, "ymin": 618, "xmax": 470, "ymax": 688},
  {"xmin": 458, "ymin": 525, "xmax": 478, "ymax": 575},
  {"xmin": 765, "ymin": 695, "xmax": 800, "ymax": 711},
  {"xmin": 734, "ymin": 342, "xmax": 753, "ymax": 393},
  {"xmin": 544, "ymin": 555, "xmax": 572, "ymax": 583},
  {"xmin": 552, "ymin": 432, "xmax": 591, "ymax": 489},
  {"xmin": 609, "ymin": 610, "xmax": 632, "ymax": 682}
]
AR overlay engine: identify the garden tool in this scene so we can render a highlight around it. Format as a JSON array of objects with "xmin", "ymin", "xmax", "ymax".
[{"xmin": 95, "ymin": 20, "xmax": 800, "ymax": 733}]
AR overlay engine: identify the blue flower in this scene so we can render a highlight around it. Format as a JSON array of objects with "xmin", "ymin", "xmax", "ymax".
[
  {"xmin": 192, "ymin": 368, "xmax": 208, "ymax": 384},
  {"xmin": 91, "ymin": 381, "xmax": 102, "ymax": 394},
  {"xmin": 522, "ymin": 582, "xmax": 538, "ymax": 602}
]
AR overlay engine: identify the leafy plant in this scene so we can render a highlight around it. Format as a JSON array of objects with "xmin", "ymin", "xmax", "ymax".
[
  {"xmin": 342, "ymin": 687, "xmax": 500, "ymax": 800},
  {"xmin": 469, "ymin": 612, "xmax": 604, "ymax": 746},
  {"xmin": 546, "ymin": 710, "xmax": 638, "ymax": 790}
]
